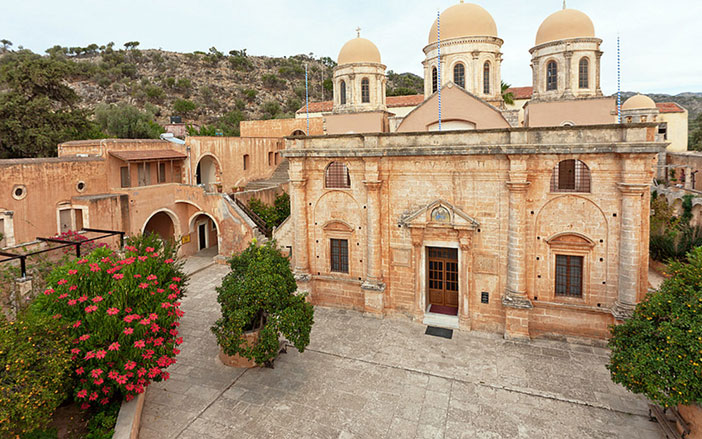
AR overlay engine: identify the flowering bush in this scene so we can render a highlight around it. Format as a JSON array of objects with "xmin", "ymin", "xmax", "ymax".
[
  {"xmin": 0, "ymin": 312, "xmax": 73, "ymax": 438},
  {"xmin": 54, "ymin": 230, "xmax": 109, "ymax": 255},
  {"xmin": 32, "ymin": 234, "xmax": 187, "ymax": 409},
  {"xmin": 608, "ymin": 246, "xmax": 702, "ymax": 407}
]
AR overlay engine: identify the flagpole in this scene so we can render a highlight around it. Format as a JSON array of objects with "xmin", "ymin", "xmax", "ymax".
[
  {"xmin": 305, "ymin": 64, "xmax": 310, "ymax": 135},
  {"xmin": 437, "ymin": 9, "xmax": 442, "ymax": 132},
  {"xmin": 617, "ymin": 35, "xmax": 621, "ymax": 124}
]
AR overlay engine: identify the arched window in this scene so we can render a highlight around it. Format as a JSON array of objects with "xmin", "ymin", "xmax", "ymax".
[
  {"xmin": 361, "ymin": 78, "xmax": 370, "ymax": 103},
  {"xmin": 340, "ymin": 80, "xmax": 346, "ymax": 105},
  {"xmin": 483, "ymin": 62, "xmax": 491, "ymax": 94},
  {"xmin": 547, "ymin": 61, "xmax": 558, "ymax": 91},
  {"xmin": 578, "ymin": 58, "xmax": 589, "ymax": 89},
  {"xmin": 432, "ymin": 67, "xmax": 438, "ymax": 93},
  {"xmin": 550, "ymin": 159, "xmax": 590, "ymax": 192},
  {"xmin": 453, "ymin": 63, "xmax": 465, "ymax": 89},
  {"xmin": 325, "ymin": 162, "xmax": 351, "ymax": 188}
]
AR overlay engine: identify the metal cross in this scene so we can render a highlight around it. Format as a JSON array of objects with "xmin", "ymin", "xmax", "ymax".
[{"xmin": 356, "ymin": 27, "xmax": 361, "ymax": 38}]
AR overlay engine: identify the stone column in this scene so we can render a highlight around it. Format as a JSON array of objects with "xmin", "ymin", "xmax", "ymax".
[
  {"xmin": 595, "ymin": 51, "xmax": 603, "ymax": 96},
  {"xmin": 502, "ymin": 158, "xmax": 532, "ymax": 339},
  {"xmin": 362, "ymin": 161, "xmax": 384, "ymax": 314},
  {"xmin": 289, "ymin": 160, "xmax": 310, "ymax": 284},
  {"xmin": 612, "ymin": 183, "xmax": 648, "ymax": 320},
  {"xmin": 685, "ymin": 167, "xmax": 693, "ymax": 190},
  {"xmin": 563, "ymin": 50, "xmax": 574, "ymax": 98},
  {"xmin": 458, "ymin": 232, "xmax": 472, "ymax": 329},
  {"xmin": 531, "ymin": 59, "xmax": 540, "ymax": 100},
  {"xmin": 471, "ymin": 51, "xmax": 480, "ymax": 95}
]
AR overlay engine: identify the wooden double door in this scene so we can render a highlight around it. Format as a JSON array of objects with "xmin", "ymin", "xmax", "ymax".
[{"xmin": 427, "ymin": 247, "xmax": 459, "ymax": 308}]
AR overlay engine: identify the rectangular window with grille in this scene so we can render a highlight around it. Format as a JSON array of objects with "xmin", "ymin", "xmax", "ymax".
[
  {"xmin": 330, "ymin": 238, "xmax": 349, "ymax": 273},
  {"xmin": 550, "ymin": 159, "xmax": 591, "ymax": 192},
  {"xmin": 158, "ymin": 162, "xmax": 166, "ymax": 183},
  {"xmin": 325, "ymin": 162, "xmax": 350, "ymax": 188},
  {"xmin": 555, "ymin": 255, "xmax": 583, "ymax": 297},
  {"xmin": 120, "ymin": 166, "xmax": 130, "ymax": 188}
]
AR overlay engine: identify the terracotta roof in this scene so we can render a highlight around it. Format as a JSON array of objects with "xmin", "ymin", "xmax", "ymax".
[
  {"xmin": 505, "ymin": 86, "xmax": 533, "ymax": 100},
  {"xmin": 109, "ymin": 150, "xmax": 187, "ymax": 162},
  {"xmin": 296, "ymin": 94, "xmax": 426, "ymax": 114},
  {"xmin": 656, "ymin": 102, "xmax": 686, "ymax": 113}
]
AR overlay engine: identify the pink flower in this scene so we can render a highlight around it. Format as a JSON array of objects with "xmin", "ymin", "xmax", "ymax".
[
  {"xmin": 68, "ymin": 269, "xmax": 78, "ymax": 275},
  {"xmin": 125, "ymin": 394, "xmax": 134, "ymax": 402},
  {"xmin": 93, "ymin": 378, "xmax": 104, "ymax": 385},
  {"xmin": 100, "ymin": 398, "xmax": 109, "ymax": 405},
  {"xmin": 84, "ymin": 351, "xmax": 95, "ymax": 360},
  {"xmin": 116, "ymin": 375, "xmax": 128, "ymax": 385},
  {"xmin": 108, "ymin": 342, "xmax": 120, "ymax": 351},
  {"xmin": 139, "ymin": 318, "xmax": 150, "ymax": 326},
  {"xmin": 107, "ymin": 307, "xmax": 120, "ymax": 316},
  {"xmin": 95, "ymin": 350, "xmax": 107, "ymax": 359},
  {"xmin": 81, "ymin": 402, "xmax": 91, "ymax": 410},
  {"xmin": 145, "ymin": 247, "xmax": 155, "ymax": 252},
  {"xmin": 124, "ymin": 360, "xmax": 136, "ymax": 370},
  {"xmin": 101, "ymin": 257, "xmax": 111, "ymax": 264},
  {"xmin": 150, "ymin": 323, "xmax": 160, "ymax": 333},
  {"xmin": 138, "ymin": 283, "xmax": 149, "ymax": 289},
  {"xmin": 58, "ymin": 293, "xmax": 68, "ymax": 299},
  {"xmin": 170, "ymin": 329, "xmax": 179, "ymax": 336},
  {"xmin": 89, "ymin": 392, "xmax": 98, "ymax": 401},
  {"xmin": 102, "ymin": 386, "xmax": 111, "ymax": 394},
  {"xmin": 165, "ymin": 258, "xmax": 174, "ymax": 264},
  {"xmin": 77, "ymin": 295, "xmax": 88, "ymax": 302},
  {"xmin": 176, "ymin": 337, "xmax": 183, "ymax": 345},
  {"xmin": 68, "ymin": 285, "xmax": 77, "ymax": 291},
  {"xmin": 90, "ymin": 369, "xmax": 103, "ymax": 378},
  {"xmin": 72, "ymin": 320, "xmax": 82, "ymax": 328},
  {"xmin": 77, "ymin": 389, "xmax": 88, "ymax": 399},
  {"xmin": 133, "ymin": 340, "xmax": 146, "ymax": 349},
  {"xmin": 133, "ymin": 274, "xmax": 142, "ymax": 279},
  {"xmin": 173, "ymin": 348, "xmax": 181, "ymax": 355},
  {"xmin": 142, "ymin": 350, "xmax": 154, "ymax": 360},
  {"xmin": 77, "ymin": 258, "xmax": 88, "ymax": 265},
  {"xmin": 172, "ymin": 277, "xmax": 181, "ymax": 282},
  {"xmin": 153, "ymin": 337, "xmax": 164, "ymax": 346},
  {"xmin": 138, "ymin": 256, "xmax": 148, "ymax": 262},
  {"xmin": 146, "ymin": 274, "xmax": 157, "ymax": 281},
  {"xmin": 107, "ymin": 371, "xmax": 119, "ymax": 380},
  {"xmin": 148, "ymin": 367, "xmax": 160, "ymax": 378},
  {"xmin": 92, "ymin": 296, "xmax": 103, "ymax": 303},
  {"xmin": 76, "ymin": 367, "xmax": 85, "ymax": 375},
  {"xmin": 71, "ymin": 348, "xmax": 81, "ymax": 355},
  {"xmin": 57, "ymin": 279, "xmax": 67, "ymax": 285},
  {"xmin": 79, "ymin": 334, "xmax": 90, "ymax": 341},
  {"xmin": 85, "ymin": 305, "xmax": 98, "ymax": 313},
  {"xmin": 123, "ymin": 327, "xmax": 134, "ymax": 335},
  {"xmin": 149, "ymin": 313, "xmax": 158, "ymax": 321},
  {"xmin": 113, "ymin": 273, "xmax": 124, "ymax": 280},
  {"xmin": 68, "ymin": 299, "xmax": 77, "ymax": 306},
  {"xmin": 161, "ymin": 371, "xmax": 170, "ymax": 381},
  {"xmin": 44, "ymin": 288, "xmax": 54, "ymax": 296},
  {"xmin": 89, "ymin": 264, "xmax": 100, "ymax": 272},
  {"xmin": 161, "ymin": 302, "xmax": 172, "ymax": 309}
]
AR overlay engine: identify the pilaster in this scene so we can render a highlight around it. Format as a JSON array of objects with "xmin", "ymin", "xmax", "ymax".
[{"xmin": 361, "ymin": 160, "xmax": 384, "ymax": 314}]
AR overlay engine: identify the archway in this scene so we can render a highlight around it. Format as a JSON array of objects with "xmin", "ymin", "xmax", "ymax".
[
  {"xmin": 143, "ymin": 212, "xmax": 176, "ymax": 242},
  {"xmin": 195, "ymin": 155, "xmax": 220, "ymax": 186},
  {"xmin": 190, "ymin": 213, "xmax": 219, "ymax": 254},
  {"xmin": 291, "ymin": 130, "xmax": 306, "ymax": 137}
]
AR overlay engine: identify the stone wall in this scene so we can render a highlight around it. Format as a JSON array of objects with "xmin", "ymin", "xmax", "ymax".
[{"xmin": 240, "ymin": 118, "xmax": 324, "ymax": 138}]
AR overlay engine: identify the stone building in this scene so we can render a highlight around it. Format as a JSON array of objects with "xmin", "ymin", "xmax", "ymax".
[{"xmin": 275, "ymin": 2, "xmax": 668, "ymax": 340}]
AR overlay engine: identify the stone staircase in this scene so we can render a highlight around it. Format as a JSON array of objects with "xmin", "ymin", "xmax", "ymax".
[{"xmin": 244, "ymin": 159, "xmax": 289, "ymax": 190}]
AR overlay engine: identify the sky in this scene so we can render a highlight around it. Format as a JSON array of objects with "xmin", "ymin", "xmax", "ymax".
[{"xmin": 2, "ymin": 0, "xmax": 700, "ymax": 95}]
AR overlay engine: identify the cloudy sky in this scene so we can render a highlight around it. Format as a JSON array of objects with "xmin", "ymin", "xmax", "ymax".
[{"xmin": 2, "ymin": 0, "xmax": 700, "ymax": 95}]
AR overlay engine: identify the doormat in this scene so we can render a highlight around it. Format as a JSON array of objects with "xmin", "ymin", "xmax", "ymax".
[
  {"xmin": 425, "ymin": 326, "xmax": 453, "ymax": 339},
  {"xmin": 429, "ymin": 304, "xmax": 458, "ymax": 316}
]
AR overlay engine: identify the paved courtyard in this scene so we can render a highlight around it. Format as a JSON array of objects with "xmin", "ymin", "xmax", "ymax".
[{"xmin": 140, "ymin": 264, "xmax": 663, "ymax": 439}]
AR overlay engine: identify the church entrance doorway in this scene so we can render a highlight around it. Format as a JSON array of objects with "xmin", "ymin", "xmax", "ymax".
[{"xmin": 427, "ymin": 247, "xmax": 459, "ymax": 315}]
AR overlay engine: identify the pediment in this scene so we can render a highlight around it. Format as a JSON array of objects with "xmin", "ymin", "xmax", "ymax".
[{"xmin": 399, "ymin": 200, "xmax": 479, "ymax": 230}]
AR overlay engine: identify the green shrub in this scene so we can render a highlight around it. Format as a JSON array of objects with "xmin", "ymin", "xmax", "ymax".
[
  {"xmin": 0, "ymin": 312, "xmax": 73, "ymax": 438},
  {"xmin": 261, "ymin": 100, "xmax": 281, "ymax": 120},
  {"xmin": 261, "ymin": 74, "xmax": 285, "ymax": 89},
  {"xmin": 94, "ymin": 103, "xmax": 163, "ymax": 139},
  {"xmin": 608, "ymin": 247, "xmax": 702, "ymax": 407},
  {"xmin": 32, "ymin": 234, "xmax": 187, "ymax": 409},
  {"xmin": 173, "ymin": 99, "xmax": 197, "ymax": 116},
  {"xmin": 247, "ymin": 192, "xmax": 290, "ymax": 230},
  {"xmin": 211, "ymin": 241, "xmax": 313, "ymax": 366},
  {"xmin": 242, "ymin": 88, "xmax": 257, "ymax": 102},
  {"xmin": 175, "ymin": 78, "xmax": 191, "ymax": 91},
  {"xmin": 86, "ymin": 399, "xmax": 120, "ymax": 439},
  {"xmin": 649, "ymin": 194, "xmax": 702, "ymax": 261}
]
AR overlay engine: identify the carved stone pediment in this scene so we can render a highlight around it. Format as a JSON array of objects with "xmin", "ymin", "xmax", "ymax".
[{"xmin": 399, "ymin": 200, "xmax": 479, "ymax": 231}]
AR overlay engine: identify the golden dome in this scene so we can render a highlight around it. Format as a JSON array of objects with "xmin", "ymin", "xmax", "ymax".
[
  {"xmin": 428, "ymin": 2, "xmax": 498, "ymax": 45},
  {"xmin": 622, "ymin": 94, "xmax": 657, "ymax": 110},
  {"xmin": 535, "ymin": 9, "xmax": 595, "ymax": 46},
  {"xmin": 337, "ymin": 37, "xmax": 381, "ymax": 65}
]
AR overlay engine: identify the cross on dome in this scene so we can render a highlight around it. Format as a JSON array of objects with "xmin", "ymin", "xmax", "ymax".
[{"xmin": 356, "ymin": 27, "xmax": 361, "ymax": 38}]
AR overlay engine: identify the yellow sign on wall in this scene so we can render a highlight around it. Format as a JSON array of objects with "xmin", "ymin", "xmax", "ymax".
[{"xmin": 181, "ymin": 234, "xmax": 191, "ymax": 244}]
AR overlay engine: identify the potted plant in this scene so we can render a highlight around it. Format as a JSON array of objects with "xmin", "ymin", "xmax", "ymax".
[
  {"xmin": 211, "ymin": 240, "xmax": 314, "ymax": 368},
  {"xmin": 216, "ymin": 183, "xmax": 223, "ymax": 193}
]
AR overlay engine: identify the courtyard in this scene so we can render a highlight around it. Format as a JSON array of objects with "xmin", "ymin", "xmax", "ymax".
[{"xmin": 139, "ymin": 264, "xmax": 663, "ymax": 439}]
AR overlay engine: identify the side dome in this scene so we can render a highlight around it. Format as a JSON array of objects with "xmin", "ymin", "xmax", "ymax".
[
  {"xmin": 535, "ymin": 9, "xmax": 595, "ymax": 46},
  {"xmin": 337, "ymin": 37, "xmax": 381, "ymax": 65},
  {"xmin": 428, "ymin": 2, "xmax": 498, "ymax": 44},
  {"xmin": 622, "ymin": 94, "xmax": 657, "ymax": 110}
]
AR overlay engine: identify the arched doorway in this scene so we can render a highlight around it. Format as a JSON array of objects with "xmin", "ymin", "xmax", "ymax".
[
  {"xmin": 291, "ymin": 130, "xmax": 306, "ymax": 137},
  {"xmin": 190, "ymin": 213, "xmax": 218, "ymax": 254},
  {"xmin": 195, "ymin": 155, "xmax": 219, "ymax": 186},
  {"xmin": 143, "ymin": 212, "xmax": 176, "ymax": 241}
]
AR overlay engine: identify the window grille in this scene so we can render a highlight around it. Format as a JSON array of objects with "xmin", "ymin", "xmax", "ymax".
[
  {"xmin": 453, "ymin": 63, "xmax": 465, "ymax": 89},
  {"xmin": 483, "ymin": 62, "xmax": 490, "ymax": 94},
  {"xmin": 330, "ymin": 239, "xmax": 349, "ymax": 273},
  {"xmin": 547, "ymin": 61, "xmax": 558, "ymax": 91},
  {"xmin": 325, "ymin": 162, "xmax": 351, "ymax": 188},
  {"xmin": 432, "ymin": 67, "xmax": 438, "ymax": 93},
  {"xmin": 555, "ymin": 255, "xmax": 583, "ymax": 297},
  {"xmin": 361, "ymin": 78, "xmax": 370, "ymax": 103},
  {"xmin": 340, "ymin": 80, "xmax": 346, "ymax": 105},
  {"xmin": 579, "ymin": 58, "xmax": 589, "ymax": 89},
  {"xmin": 550, "ymin": 159, "xmax": 591, "ymax": 192}
]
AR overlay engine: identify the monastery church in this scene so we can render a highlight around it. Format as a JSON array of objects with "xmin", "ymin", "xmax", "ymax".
[{"xmin": 1, "ymin": 2, "xmax": 675, "ymax": 340}]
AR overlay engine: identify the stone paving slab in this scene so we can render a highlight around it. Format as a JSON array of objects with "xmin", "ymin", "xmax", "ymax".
[{"xmin": 140, "ymin": 264, "xmax": 663, "ymax": 439}]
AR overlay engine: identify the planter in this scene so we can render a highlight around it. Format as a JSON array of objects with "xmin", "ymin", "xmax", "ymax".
[
  {"xmin": 678, "ymin": 404, "xmax": 702, "ymax": 438},
  {"xmin": 218, "ymin": 328, "xmax": 260, "ymax": 368}
]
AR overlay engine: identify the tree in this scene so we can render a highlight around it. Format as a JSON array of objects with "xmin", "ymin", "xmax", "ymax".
[
  {"xmin": 211, "ymin": 240, "xmax": 314, "ymax": 366},
  {"xmin": 0, "ymin": 39, "xmax": 12, "ymax": 52},
  {"xmin": 94, "ymin": 103, "xmax": 162, "ymax": 139},
  {"xmin": 501, "ymin": 81, "xmax": 515, "ymax": 105},
  {"xmin": 608, "ymin": 247, "xmax": 702, "ymax": 407},
  {"xmin": 123, "ymin": 41, "xmax": 140, "ymax": 50},
  {"xmin": 0, "ymin": 50, "xmax": 100, "ymax": 158},
  {"xmin": 173, "ymin": 99, "xmax": 197, "ymax": 116},
  {"xmin": 689, "ymin": 113, "xmax": 702, "ymax": 151},
  {"xmin": 261, "ymin": 100, "xmax": 281, "ymax": 120}
]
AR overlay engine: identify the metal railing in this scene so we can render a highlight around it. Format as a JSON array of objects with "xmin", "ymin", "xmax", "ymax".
[{"xmin": 232, "ymin": 197, "xmax": 271, "ymax": 238}]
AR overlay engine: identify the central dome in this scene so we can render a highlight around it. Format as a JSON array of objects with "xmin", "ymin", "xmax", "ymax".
[
  {"xmin": 535, "ymin": 9, "xmax": 595, "ymax": 46},
  {"xmin": 337, "ymin": 37, "xmax": 381, "ymax": 65},
  {"xmin": 428, "ymin": 2, "xmax": 498, "ymax": 45},
  {"xmin": 622, "ymin": 94, "xmax": 657, "ymax": 110}
]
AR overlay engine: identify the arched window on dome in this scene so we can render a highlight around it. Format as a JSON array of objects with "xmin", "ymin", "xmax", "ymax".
[
  {"xmin": 547, "ymin": 61, "xmax": 558, "ymax": 91},
  {"xmin": 453, "ymin": 63, "xmax": 465, "ymax": 89},
  {"xmin": 483, "ymin": 62, "xmax": 491, "ymax": 94},
  {"xmin": 340, "ymin": 80, "xmax": 347, "ymax": 105},
  {"xmin": 361, "ymin": 78, "xmax": 370, "ymax": 103},
  {"xmin": 578, "ymin": 58, "xmax": 589, "ymax": 89},
  {"xmin": 432, "ymin": 67, "xmax": 438, "ymax": 94},
  {"xmin": 325, "ymin": 162, "xmax": 351, "ymax": 189},
  {"xmin": 550, "ymin": 159, "xmax": 590, "ymax": 192}
]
